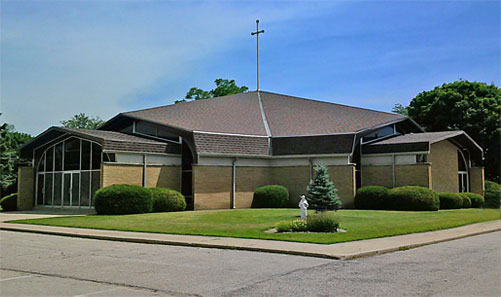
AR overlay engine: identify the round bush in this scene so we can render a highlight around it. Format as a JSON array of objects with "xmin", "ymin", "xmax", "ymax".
[
  {"xmin": 94, "ymin": 184, "xmax": 153, "ymax": 215},
  {"xmin": 0, "ymin": 193, "xmax": 17, "ymax": 211},
  {"xmin": 306, "ymin": 212, "xmax": 340, "ymax": 232},
  {"xmin": 251, "ymin": 185, "xmax": 289, "ymax": 208},
  {"xmin": 276, "ymin": 219, "xmax": 308, "ymax": 232},
  {"xmin": 151, "ymin": 188, "xmax": 186, "ymax": 212},
  {"xmin": 460, "ymin": 193, "xmax": 484, "ymax": 208},
  {"xmin": 354, "ymin": 186, "xmax": 390, "ymax": 209},
  {"xmin": 461, "ymin": 195, "xmax": 472, "ymax": 208},
  {"xmin": 388, "ymin": 186, "xmax": 439, "ymax": 211},
  {"xmin": 438, "ymin": 192, "xmax": 463, "ymax": 209},
  {"xmin": 484, "ymin": 181, "xmax": 501, "ymax": 209}
]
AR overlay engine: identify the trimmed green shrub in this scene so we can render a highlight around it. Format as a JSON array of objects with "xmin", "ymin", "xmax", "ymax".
[
  {"xmin": 354, "ymin": 186, "xmax": 390, "ymax": 210},
  {"xmin": 306, "ymin": 165, "xmax": 342, "ymax": 211},
  {"xmin": 94, "ymin": 184, "xmax": 153, "ymax": 215},
  {"xmin": 438, "ymin": 192, "xmax": 463, "ymax": 209},
  {"xmin": 460, "ymin": 193, "xmax": 484, "ymax": 208},
  {"xmin": 461, "ymin": 195, "xmax": 472, "ymax": 208},
  {"xmin": 0, "ymin": 193, "xmax": 17, "ymax": 211},
  {"xmin": 151, "ymin": 188, "xmax": 186, "ymax": 212},
  {"xmin": 485, "ymin": 181, "xmax": 501, "ymax": 209},
  {"xmin": 388, "ymin": 186, "xmax": 439, "ymax": 211},
  {"xmin": 306, "ymin": 212, "xmax": 340, "ymax": 232},
  {"xmin": 251, "ymin": 185, "xmax": 289, "ymax": 208},
  {"xmin": 276, "ymin": 219, "xmax": 308, "ymax": 232}
]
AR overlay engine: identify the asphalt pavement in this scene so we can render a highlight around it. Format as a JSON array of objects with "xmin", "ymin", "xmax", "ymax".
[{"xmin": 0, "ymin": 230, "xmax": 500, "ymax": 296}]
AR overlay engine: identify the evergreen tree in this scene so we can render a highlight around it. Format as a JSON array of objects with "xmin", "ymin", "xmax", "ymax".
[{"xmin": 306, "ymin": 165, "xmax": 342, "ymax": 211}]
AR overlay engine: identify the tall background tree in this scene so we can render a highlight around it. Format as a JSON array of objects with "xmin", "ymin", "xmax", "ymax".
[
  {"xmin": 0, "ymin": 123, "xmax": 32, "ymax": 197},
  {"xmin": 60, "ymin": 113, "xmax": 104, "ymax": 129},
  {"xmin": 398, "ymin": 80, "xmax": 500, "ymax": 182},
  {"xmin": 175, "ymin": 78, "xmax": 248, "ymax": 103}
]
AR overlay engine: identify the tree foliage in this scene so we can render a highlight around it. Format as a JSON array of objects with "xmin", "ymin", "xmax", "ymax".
[
  {"xmin": 406, "ymin": 80, "xmax": 500, "ymax": 182},
  {"xmin": 306, "ymin": 165, "xmax": 342, "ymax": 211},
  {"xmin": 60, "ymin": 113, "xmax": 104, "ymax": 129},
  {"xmin": 0, "ymin": 123, "xmax": 32, "ymax": 197},
  {"xmin": 391, "ymin": 103, "xmax": 408, "ymax": 116},
  {"xmin": 175, "ymin": 78, "xmax": 248, "ymax": 104}
]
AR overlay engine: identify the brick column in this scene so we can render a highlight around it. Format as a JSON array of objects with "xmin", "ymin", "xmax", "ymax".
[{"xmin": 17, "ymin": 167, "xmax": 35, "ymax": 210}]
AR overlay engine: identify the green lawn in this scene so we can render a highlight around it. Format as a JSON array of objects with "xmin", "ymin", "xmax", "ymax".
[{"xmin": 11, "ymin": 209, "xmax": 500, "ymax": 244}]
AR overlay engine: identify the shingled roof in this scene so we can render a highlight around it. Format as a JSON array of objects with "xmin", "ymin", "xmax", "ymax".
[
  {"xmin": 362, "ymin": 131, "xmax": 483, "ymax": 163},
  {"xmin": 123, "ymin": 91, "xmax": 405, "ymax": 137},
  {"xmin": 20, "ymin": 126, "xmax": 175, "ymax": 158}
]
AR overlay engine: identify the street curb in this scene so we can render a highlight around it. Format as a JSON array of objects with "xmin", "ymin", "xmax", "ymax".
[
  {"xmin": 339, "ymin": 225, "xmax": 501, "ymax": 260},
  {"xmin": 1, "ymin": 220, "xmax": 500, "ymax": 260},
  {"xmin": 0, "ymin": 224, "xmax": 342, "ymax": 260}
]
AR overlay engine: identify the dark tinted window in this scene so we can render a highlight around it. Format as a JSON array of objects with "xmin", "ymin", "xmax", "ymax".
[
  {"xmin": 81, "ymin": 140, "xmax": 91, "ymax": 170},
  {"xmin": 136, "ymin": 121, "xmax": 156, "ymax": 135},
  {"xmin": 91, "ymin": 143, "xmax": 101, "ymax": 170},
  {"xmin": 64, "ymin": 138, "xmax": 80, "ymax": 171},
  {"xmin": 363, "ymin": 126, "xmax": 395, "ymax": 142},
  {"xmin": 55, "ymin": 143, "xmax": 63, "ymax": 171},
  {"xmin": 46, "ymin": 147, "xmax": 54, "ymax": 172}
]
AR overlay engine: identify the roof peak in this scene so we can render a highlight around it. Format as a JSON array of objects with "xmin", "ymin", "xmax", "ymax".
[{"xmin": 122, "ymin": 90, "xmax": 403, "ymax": 118}]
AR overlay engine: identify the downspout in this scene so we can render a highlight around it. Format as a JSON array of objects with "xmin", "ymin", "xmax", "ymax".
[
  {"xmin": 232, "ymin": 158, "xmax": 237, "ymax": 209},
  {"xmin": 143, "ymin": 154, "xmax": 147, "ymax": 187}
]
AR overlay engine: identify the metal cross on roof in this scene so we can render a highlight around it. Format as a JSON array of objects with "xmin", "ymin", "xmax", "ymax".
[{"xmin": 251, "ymin": 19, "xmax": 264, "ymax": 91}]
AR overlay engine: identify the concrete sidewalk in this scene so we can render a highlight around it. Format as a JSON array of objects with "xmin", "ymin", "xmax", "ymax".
[{"xmin": 0, "ymin": 212, "xmax": 499, "ymax": 260}]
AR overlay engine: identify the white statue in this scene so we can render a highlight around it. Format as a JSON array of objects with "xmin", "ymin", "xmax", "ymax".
[{"xmin": 299, "ymin": 194, "xmax": 309, "ymax": 220}]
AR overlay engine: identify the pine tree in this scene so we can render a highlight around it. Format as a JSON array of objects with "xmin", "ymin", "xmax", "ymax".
[{"xmin": 306, "ymin": 165, "xmax": 342, "ymax": 211}]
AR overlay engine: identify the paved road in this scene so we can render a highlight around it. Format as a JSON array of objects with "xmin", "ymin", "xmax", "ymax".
[{"xmin": 0, "ymin": 230, "xmax": 499, "ymax": 297}]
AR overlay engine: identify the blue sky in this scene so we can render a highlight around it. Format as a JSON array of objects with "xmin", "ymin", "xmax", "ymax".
[{"xmin": 1, "ymin": 0, "xmax": 499, "ymax": 135}]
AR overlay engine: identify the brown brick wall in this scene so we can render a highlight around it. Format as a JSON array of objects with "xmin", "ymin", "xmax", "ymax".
[
  {"xmin": 193, "ymin": 165, "xmax": 232, "ymax": 210},
  {"xmin": 235, "ymin": 167, "xmax": 272, "ymax": 208},
  {"xmin": 17, "ymin": 167, "xmax": 34, "ymax": 210},
  {"xmin": 193, "ymin": 164, "xmax": 356, "ymax": 210},
  {"xmin": 102, "ymin": 163, "xmax": 181, "ymax": 190},
  {"xmin": 326, "ymin": 165, "xmax": 356, "ymax": 208},
  {"xmin": 469, "ymin": 167, "xmax": 485, "ymax": 196},
  {"xmin": 395, "ymin": 164, "xmax": 431, "ymax": 188},
  {"xmin": 101, "ymin": 164, "xmax": 143, "ymax": 187},
  {"xmin": 429, "ymin": 140, "xmax": 459, "ymax": 192},
  {"xmin": 271, "ymin": 166, "xmax": 311, "ymax": 206},
  {"xmin": 146, "ymin": 165, "xmax": 181, "ymax": 191},
  {"xmin": 362, "ymin": 163, "xmax": 431, "ymax": 189},
  {"xmin": 361, "ymin": 165, "xmax": 393, "ymax": 188}
]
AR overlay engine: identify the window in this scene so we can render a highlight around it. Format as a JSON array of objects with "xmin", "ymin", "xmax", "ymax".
[
  {"xmin": 103, "ymin": 153, "xmax": 116, "ymax": 162},
  {"xmin": 55, "ymin": 143, "xmax": 63, "ymax": 171},
  {"xmin": 81, "ymin": 140, "xmax": 91, "ymax": 170},
  {"xmin": 363, "ymin": 126, "xmax": 396, "ymax": 142},
  {"xmin": 91, "ymin": 143, "xmax": 101, "ymax": 170},
  {"xmin": 35, "ymin": 136, "xmax": 102, "ymax": 208},
  {"xmin": 134, "ymin": 120, "xmax": 180, "ymax": 142},
  {"xmin": 64, "ymin": 138, "xmax": 80, "ymax": 171},
  {"xmin": 136, "ymin": 121, "xmax": 156, "ymax": 135},
  {"xmin": 416, "ymin": 154, "xmax": 427, "ymax": 163},
  {"xmin": 46, "ymin": 147, "xmax": 54, "ymax": 172},
  {"xmin": 457, "ymin": 151, "xmax": 468, "ymax": 193}
]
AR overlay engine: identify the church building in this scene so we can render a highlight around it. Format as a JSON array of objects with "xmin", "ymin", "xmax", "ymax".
[{"xmin": 17, "ymin": 91, "xmax": 485, "ymax": 210}]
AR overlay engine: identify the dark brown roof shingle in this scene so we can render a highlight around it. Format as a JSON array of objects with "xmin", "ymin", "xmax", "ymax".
[
  {"xmin": 194, "ymin": 133, "xmax": 269, "ymax": 156},
  {"xmin": 123, "ymin": 91, "xmax": 405, "ymax": 137}
]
